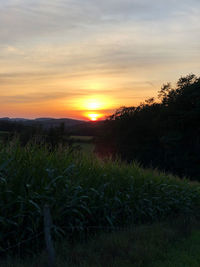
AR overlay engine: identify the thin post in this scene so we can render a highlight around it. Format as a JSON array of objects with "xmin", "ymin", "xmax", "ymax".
[{"xmin": 43, "ymin": 204, "xmax": 56, "ymax": 267}]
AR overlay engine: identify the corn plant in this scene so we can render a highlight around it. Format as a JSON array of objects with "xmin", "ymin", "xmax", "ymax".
[{"xmin": 0, "ymin": 141, "xmax": 200, "ymax": 255}]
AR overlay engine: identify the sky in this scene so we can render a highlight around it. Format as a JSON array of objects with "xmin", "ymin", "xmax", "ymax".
[{"xmin": 0, "ymin": 0, "xmax": 200, "ymax": 120}]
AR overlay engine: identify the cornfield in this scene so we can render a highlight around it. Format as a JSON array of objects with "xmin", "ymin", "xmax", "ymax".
[{"xmin": 0, "ymin": 140, "xmax": 200, "ymax": 254}]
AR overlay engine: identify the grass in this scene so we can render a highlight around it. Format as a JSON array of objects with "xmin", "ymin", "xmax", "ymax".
[
  {"xmin": 0, "ymin": 140, "xmax": 200, "ymax": 259},
  {"xmin": 1, "ymin": 219, "xmax": 200, "ymax": 266},
  {"xmin": 152, "ymin": 231, "xmax": 200, "ymax": 267}
]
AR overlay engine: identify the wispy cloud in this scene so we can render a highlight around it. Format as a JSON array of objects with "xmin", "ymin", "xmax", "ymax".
[
  {"xmin": 0, "ymin": 0, "xmax": 200, "ymax": 118},
  {"xmin": 0, "ymin": 91, "xmax": 85, "ymax": 104}
]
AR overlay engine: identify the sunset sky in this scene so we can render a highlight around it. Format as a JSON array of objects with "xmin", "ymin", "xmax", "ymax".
[{"xmin": 0, "ymin": 0, "xmax": 200, "ymax": 120}]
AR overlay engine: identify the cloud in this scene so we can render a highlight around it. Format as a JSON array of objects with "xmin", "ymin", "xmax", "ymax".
[
  {"xmin": 0, "ymin": 91, "xmax": 84, "ymax": 104},
  {"xmin": 1, "ymin": 0, "xmax": 200, "ymax": 44},
  {"xmin": 0, "ymin": 86, "xmax": 121, "ymax": 104},
  {"xmin": 0, "ymin": 0, "xmax": 200, "ymax": 118}
]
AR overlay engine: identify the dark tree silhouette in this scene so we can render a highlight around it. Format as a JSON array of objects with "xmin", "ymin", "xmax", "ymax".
[{"xmin": 96, "ymin": 74, "xmax": 200, "ymax": 180}]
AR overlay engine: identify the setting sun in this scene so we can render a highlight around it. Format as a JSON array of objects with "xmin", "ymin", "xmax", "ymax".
[
  {"xmin": 86, "ymin": 113, "xmax": 102, "ymax": 121},
  {"xmin": 70, "ymin": 94, "xmax": 115, "ymax": 120}
]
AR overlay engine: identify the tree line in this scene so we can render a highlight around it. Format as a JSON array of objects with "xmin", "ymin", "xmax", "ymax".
[{"xmin": 96, "ymin": 74, "xmax": 200, "ymax": 180}]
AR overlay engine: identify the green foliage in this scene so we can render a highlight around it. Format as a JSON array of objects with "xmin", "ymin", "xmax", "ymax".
[{"xmin": 0, "ymin": 142, "xmax": 200, "ymax": 255}]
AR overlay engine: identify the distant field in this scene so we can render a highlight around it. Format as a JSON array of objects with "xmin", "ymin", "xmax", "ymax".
[
  {"xmin": 0, "ymin": 131, "xmax": 9, "ymax": 140},
  {"xmin": 74, "ymin": 142, "xmax": 95, "ymax": 153},
  {"xmin": 0, "ymin": 131, "xmax": 9, "ymax": 134},
  {"xmin": 70, "ymin": 135, "xmax": 93, "ymax": 141},
  {"xmin": 70, "ymin": 136, "xmax": 95, "ymax": 153}
]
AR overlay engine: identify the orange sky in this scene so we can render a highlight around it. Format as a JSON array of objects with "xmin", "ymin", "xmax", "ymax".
[{"xmin": 0, "ymin": 0, "xmax": 200, "ymax": 121}]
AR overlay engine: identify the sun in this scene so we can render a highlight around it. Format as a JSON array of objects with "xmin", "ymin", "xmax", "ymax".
[
  {"xmin": 87, "ymin": 113, "xmax": 102, "ymax": 121},
  {"xmin": 70, "ymin": 94, "xmax": 115, "ymax": 121},
  {"xmin": 80, "ymin": 96, "xmax": 108, "ymax": 121}
]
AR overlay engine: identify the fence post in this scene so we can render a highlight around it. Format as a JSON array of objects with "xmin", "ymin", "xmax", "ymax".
[{"xmin": 43, "ymin": 204, "xmax": 56, "ymax": 267}]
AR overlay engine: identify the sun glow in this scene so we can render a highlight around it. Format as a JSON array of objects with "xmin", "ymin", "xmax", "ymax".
[
  {"xmin": 84, "ymin": 97, "xmax": 105, "ymax": 110},
  {"xmin": 87, "ymin": 100, "xmax": 101, "ymax": 110},
  {"xmin": 87, "ymin": 113, "xmax": 101, "ymax": 121},
  {"xmin": 76, "ymin": 95, "xmax": 113, "ymax": 111},
  {"xmin": 69, "ymin": 93, "xmax": 115, "ymax": 121},
  {"xmin": 84, "ymin": 111, "xmax": 104, "ymax": 121}
]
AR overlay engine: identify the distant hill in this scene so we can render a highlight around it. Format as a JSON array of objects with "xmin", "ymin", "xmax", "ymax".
[
  {"xmin": 0, "ymin": 117, "xmax": 86, "ymax": 129},
  {"xmin": 0, "ymin": 117, "xmax": 105, "ymax": 136},
  {"xmin": 0, "ymin": 117, "xmax": 31, "ymax": 122}
]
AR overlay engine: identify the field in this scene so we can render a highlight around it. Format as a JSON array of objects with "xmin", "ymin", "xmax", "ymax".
[
  {"xmin": 69, "ymin": 136, "xmax": 94, "ymax": 142},
  {"xmin": 0, "ymin": 131, "xmax": 9, "ymax": 137},
  {"xmin": 70, "ymin": 135, "xmax": 95, "ymax": 153},
  {"xmin": 0, "ymin": 132, "xmax": 95, "ymax": 153},
  {"xmin": 0, "ymin": 141, "xmax": 200, "ymax": 265}
]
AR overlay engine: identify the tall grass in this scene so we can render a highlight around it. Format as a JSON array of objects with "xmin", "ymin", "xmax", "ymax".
[{"xmin": 0, "ymin": 140, "xmax": 200, "ymax": 255}]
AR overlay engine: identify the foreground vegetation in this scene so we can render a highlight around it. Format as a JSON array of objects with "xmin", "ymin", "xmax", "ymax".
[
  {"xmin": 0, "ymin": 141, "xmax": 200, "ymax": 259},
  {"xmin": 2, "ymin": 219, "xmax": 200, "ymax": 266}
]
